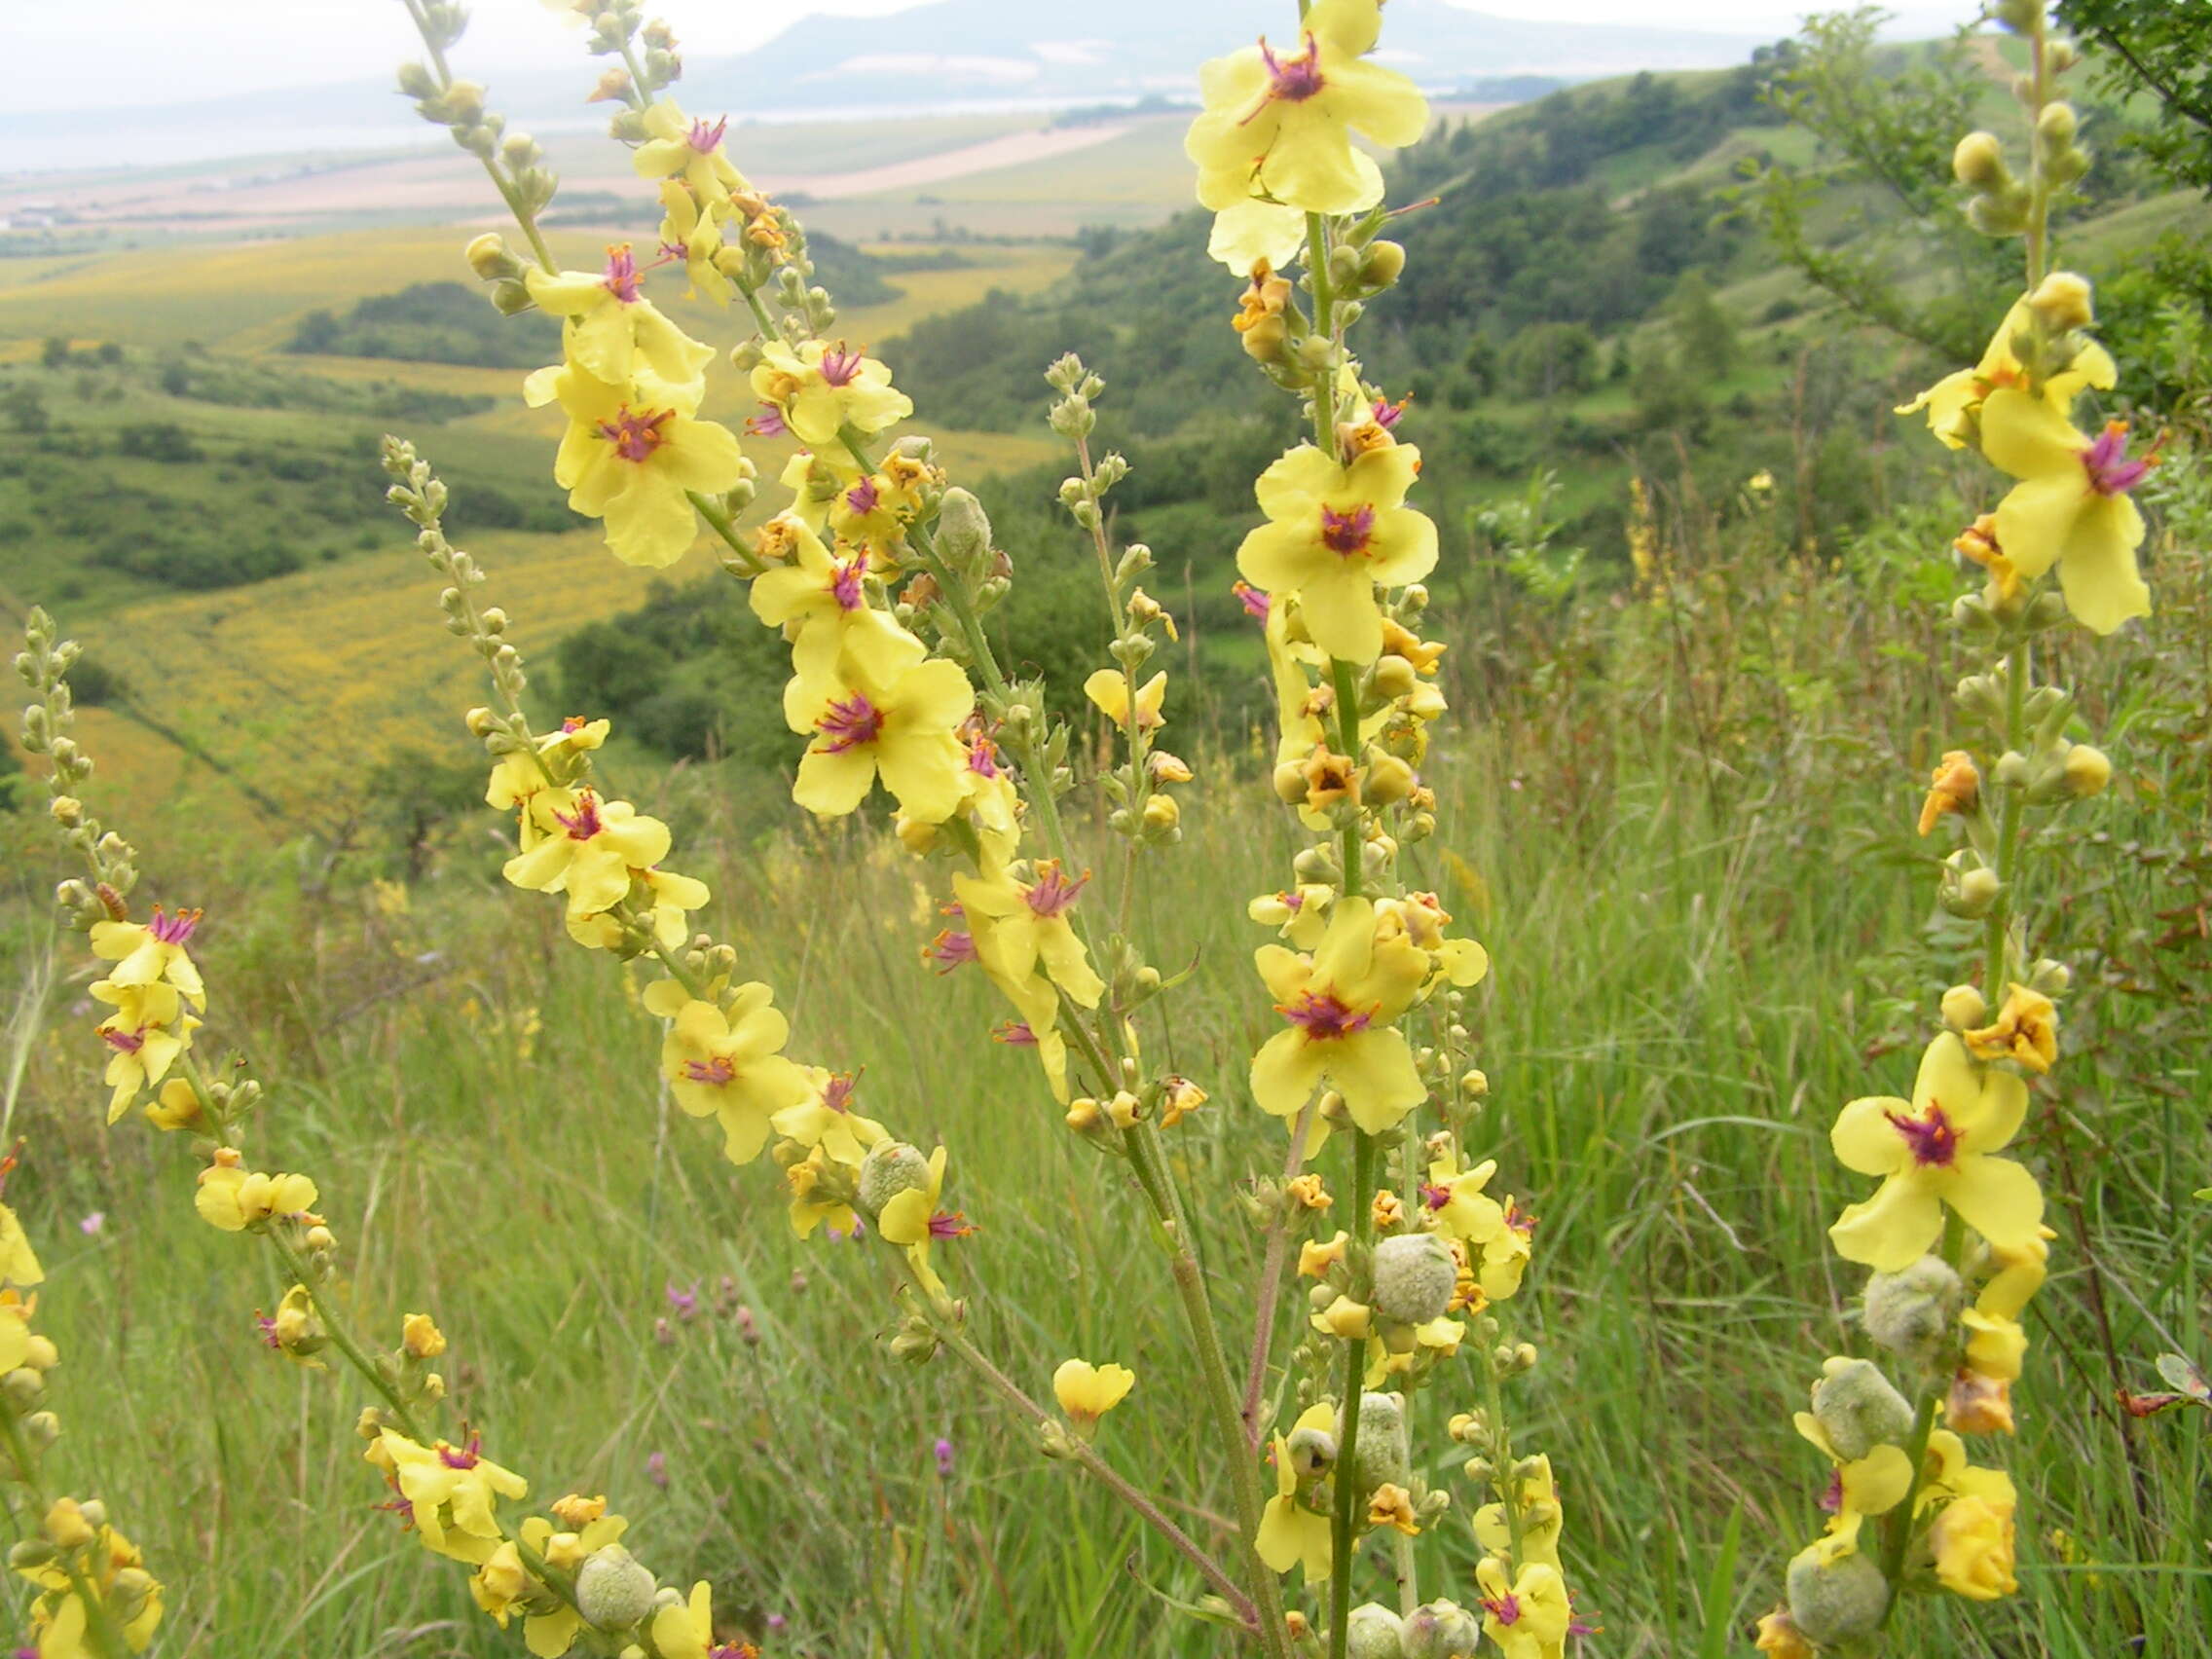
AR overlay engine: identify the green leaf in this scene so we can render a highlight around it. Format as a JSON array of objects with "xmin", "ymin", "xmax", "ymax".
[{"xmin": 1698, "ymin": 1504, "xmax": 1744, "ymax": 1659}]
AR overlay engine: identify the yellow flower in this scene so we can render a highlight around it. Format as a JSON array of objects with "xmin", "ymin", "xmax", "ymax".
[
  {"xmin": 501, "ymin": 789, "xmax": 673, "ymax": 917},
  {"xmin": 1946, "ymin": 1370, "xmax": 2015, "ymax": 1434},
  {"xmin": 877, "ymin": 1145, "xmax": 971, "ymax": 1297},
  {"xmin": 486, "ymin": 718, "xmax": 608, "ymax": 847},
  {"xmin": 1300, "ymin": 1231, "xmax": 1349, "ymax": 1278},
  {"xmin": 1251, "ymin": 897, "xmax": 1429, "ymax": 1132},
  {"xmin": 402, "ymin": 1313, "xmax": 447, "ymax": 1359},
  {"xmin": 374, "ymin": 1430, "xmax": 529, "ymax": 1566},
  {"xmin": 770, "ymin": 1067, "xmax": 887, "ymax": 1166},
  {"xmin": 1255, "ymin": 1402, "xmax": 1337, "ymax": 1580},
  {"xmin": 524, "ymin": 244, "xmax": 713, "ymax": 391},
  {"xmin": 1419, "ymin": 1153, "xmax": 1503, "ymax": 1244},
  {"xmin": 656, "ymin": 178, "xmax": 732, "ymax": 307},
  {"xmin": 662, "ymin": 986, "xmax": 813, "ymax": 1164},
  {"xmin": 633, "ymin": 100, "xmax": 746, "ymax": 205},
  {"xmin": 1208, "ymin": 201, "xmax": 1309, "ymax": 276},
  {"xmin": 1790, "ymin": 1415, "xmax": 1915, "ymax": 1564},
  {"xmin": 1367, "ymin": 1482, "xmax": 1419, "ymax": 1535},
  {"xmin": 953, "ymin": 862, "xmax": 1106, "ymax": 1011},
  {"xmin": 194, "ymin": 1158, "xmax": 319, "ymax": 1233},
  {"xmin": 1923, "ymin": 1460, "xmax": 2019, "ymax": 1601},
  {"xmin": 1473, "ymin": 1454, "xmax": 1563, "ymax": 1573},
  {"xmin": 1827, "ymin": 1033, "xmax": 2044, "ymax": 1272},
  {"xmin": 1053, "ymin": 1359, "xmax": 1135, "ymax": 1436},
  {"xmin": 1475, "ymin": 1556, "xmax": 1571, "ymax": 1659},
  {"xmin": 1964, "ymin": 982, "xmax": 2058, "ymax": 1075},
  {"xmin": 0, "ymin": 1202, "xmax": 43, "ymax": 1289},
  {"xmin": 565, "ymin": 865, "xmax": 710, "ymax": 952},
  {"xmin": 1185, "ymin": 0, "xmax": 1427, "ymax": 217},
  {"xmin": 1235, "ymin": 443, "xmax": 1438, "ymax": 664},
  {"xmin": 17, "ymin": 1518, "xmax": 163, "ymax": 1655},
  {"xmin": 91, "ymin": 979, "xmax": 197, "ymax": 1124},
  {"xmin": 1898, "ymin": 289, "xmax": 2115, "ymax": 451},
  {"xmin": 90, "ymin": 906, "xmax": 204, "ymax": 1004},
  {"xmin": 1981, "ymin": 396, "xmax": 2155, "ymax": 635},
  {"xmin": 784, "ymin": 657, "xmax": 974, "ymax": 825},
  {"xmin": 648, "ymin": 1582, "xmax": 718, "ymax": 1659},
  {"xmin": 525, "ymin": 360, "xmax": 745, "ymax": 570},
  {"xmin": 748, "ymin": 513, "xmax": 925, "ymax": 684},
  {"xmin": 1917, "ymin": 750, "xmax": 1979, "ymax": 837},
  {"xmin": 1084, "ymin": 669, "xmax": 1166, "ymax": 733},
  {"xmin": 750, "ymin": 339, "xmax": 911, "ymax": 448},
  {"xmin": 1752, "ymin": 1607, "xmax": 1816, "ymax": 1659}
]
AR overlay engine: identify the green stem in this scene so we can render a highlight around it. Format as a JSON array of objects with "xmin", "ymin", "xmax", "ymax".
[
  {"xmin": 1122, "ymin": 1125, "xmax": 1293, "ymax": 1659},
  {"xmin": 2024, "ymin": 16, "xmax": 2051, "ymax": 287},
  {"xmin": 690, "ymin": 494, "xmax": 765, "ymax": 573},
  {"xmin": 1328, "ymin": 1128, "xmax": 1381, "ymax": 1659},
  {"xmin": 266, "ymin": 1232, "xmax": 428, "ymax": 1442},
  {"xmin": 1480, "ymin": 1340, "xmax": 1528, "ymax": 1567},
  {"xmin": 881, "ymin": 1246, "xmax": 1264, "ymax": 1634},
  {"xmin": 1983, "ymin": 638, "xmax": 2032, "ymax": 993},
  {"xmin": 1331, "ymin": 658, "xmax": 1365, "ymax": 898},
  {"xmin": 398, "ymin": 0, "xmax": 558, "ymax": 270}
]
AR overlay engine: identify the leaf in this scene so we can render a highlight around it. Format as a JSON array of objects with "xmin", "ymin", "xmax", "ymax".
[
  {"xmin": 2154, "ymin": 1352, "xmax": 2210, "ymax": 1402},
  {"xmin": 1697, "ymin": 1503, "xmax": 1743, "ymax": 1659}
]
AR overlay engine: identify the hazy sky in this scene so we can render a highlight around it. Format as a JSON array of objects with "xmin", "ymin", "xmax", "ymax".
[{"xmin": 10, "ymin": 0, "xmax": 1988, "ymax": 113}]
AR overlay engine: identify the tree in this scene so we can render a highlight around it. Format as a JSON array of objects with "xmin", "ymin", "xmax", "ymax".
[
  {"xmin": 1734, "ymin": 8, "xmax": 2019, "ymax": 360},
  {"xmin": 2056, "ymin": 0, "xmax": 2212, "ymax": 192},
  {"xmin": 1502, "ymin": 321, "xmax": 1600, "ymax": 399},
  {"xmin": 1669, "ymin": 271, "xmax": 1741, "ymax": 381},
  {"xmin": 39, "ymin": 336, "xmax": 69, "ymax": 369}
]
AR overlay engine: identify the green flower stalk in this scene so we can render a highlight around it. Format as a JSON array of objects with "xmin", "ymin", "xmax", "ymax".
[{"xmin": 1758, "ymin": 7, "xmax": 2146, "ymax": 1653}]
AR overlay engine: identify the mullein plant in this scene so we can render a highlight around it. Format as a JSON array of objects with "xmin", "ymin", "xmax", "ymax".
[
  {"xmin": 0, "ymin": 1182, "xmax": 162, "ymax": 1659},
  {"xmin": 377, "ymin": 1, "xmax": 1549, "ymax": 1656},
  {"xmin": 18, "ymin": 612, "xmax": 763, "ymax": 1657},
  {"xmin": 1754, "ymin": 6, "xmax": 2151, "ymax": 1654}
]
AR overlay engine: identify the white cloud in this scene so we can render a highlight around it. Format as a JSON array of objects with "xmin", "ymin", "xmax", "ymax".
[
  {"xmin": 816, "ymin": 53, "xmax": 1043, "ymax": 83},
  {"xmin": 1029, "ymin": 39, "xmax": 1114, "ymax": 67}
]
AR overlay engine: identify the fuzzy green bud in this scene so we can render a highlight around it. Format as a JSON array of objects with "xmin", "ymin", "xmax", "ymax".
[
  {"xmin": 574, "ymin": 1543, "xmax": 656, "ymax": 1629},
  {"xmin": 2063, "ymin": 743, "xmax": 2111, "ymax": 797},
  {"xmin": 1371, "ymin": 1235, "xmax": 1456, "ymax": 1326},
  {"xmin": 1400, "ymin": 1600, "xmax": 1482, "ymax": 1659},
  {"xmin": 1286, "ymin": 1423, "xmax": 1337, "ymax": 1480},
  {"xmin": 1941, "ymin": 983, "xmax": 1988, "ymax": 1031},
  {"xmin": 1786, "ymin": 1546, "xmax": 1890, "ymax": 1645},
  {"xmin": 1811, "ymin": 1357, "xmax": 1915, "ymax": 1459},
  {"xmin": 464, "ymin": 233, "xmax": 522, "ymax": 282},
  {"xmin": 2038, "ymin": 101, "xmax": 2080, "ymax": 146},
  {"xmin": 1862, "ymin": 1255, "xmax": 1963, "ymax": 1362},
  {"xmin": 1341, "ymin": 1392, "xmax": 1410, "ymax": 1492},
  {"xmin": 1347, "ymin": 1603, "xmax": 1407, "ymax": 1659},
  {"xmin": 935, "ymin": 488, "xmax": 993, "ymax": 571},
  {"xmin": 1361, "ymin": 240, "xmax": 1407, "ymax": 289},
  {"xmin": 1953, "ymin": 130, "xmax": 2008, "ymax": 189},
  {"xmin": 857, "ymin": 1142, "xmax": 932, "ymax": 1218}
]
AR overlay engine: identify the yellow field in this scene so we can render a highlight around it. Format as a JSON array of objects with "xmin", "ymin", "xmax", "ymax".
[{"xmin": 4, "ymin": 220, "xmax": 1074, "ymax": 830}]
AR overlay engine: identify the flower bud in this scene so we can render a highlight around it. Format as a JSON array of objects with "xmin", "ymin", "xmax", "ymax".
[
  {"xmin": 935, "ymin": 488, "xmax": 994, "ymax": 571},
  {"xmin": 1273, "ymin": 761, "xmax": 1310, "ymax": 804},
  {"xmin": 1863, "ymin": 1254, "xmax": 1963, "ymax": 1362},
  {"xmin": 2062, "ymin": 744, "xmax": 2110, "ymax": 797},
  {"xmin": 1371, "ymin": 1235, "xmax": 1456, "ymax": 1326},
  {"xmin": 574, "ymin": 1543, "xmax": 657, "ymax": 1630},
  {"xmin": 1951, "ymin": 865, "xmax": 2002, "ymax": 918},
  {"xmin": 1459, "ymin": 1068, "xmax": 1490, "ymax": 1101},
  {"xmin": 402, "ymin": 1313, "xmax": 447, "ymax": 1359},
  {"xmin": 464, "ymin": 232, "xmax": 521, "ymax": 281},
  {"xmin": 1785, "ymin": 1545, "xmax": 1890, "ymax": 1645},
  {"xmin": 1361, "ymin": 240, "xmax": 1407, "ymax": 289},
  {"xmin": 857, "ymin": 1142, "xmax": 932, "ymax": 1218},
  {"xmin": 1940, "ymin": 983, "xmax": 1988, "ymax": 1031},
  {"xmin": 1362, "ymin": 1408, "xmax": 1418, "ymax": 1504},
  {"xmin": 1952, "ymin": 130, "xmax": 2007, "ymax": 189},
  {"xmin": 2029, "ymin": 270, "xmax": 2092, "ymax": 332},
  {"xmin": 2037, "ymin": 101, "xmax": 2079, "ymax": 146},
  {"xmin": 1400, "ymin": 1600, "xmax": 1482, "ymax": 1659},
  {"xmin": 7, "ymin": 1539, "xmax": 55, "ymax": 1569},
  {"xmin": 1286, "ymin": 1422, "xmax": 1338, "ymax": 1479},
  {"xmin": 44, "ymin": 1498, "xmax": 94, "ymax": 1549},
  {"xmin": 1347, "ymin": 1603, "xmax": 1406, "ymax": 1659},
  {"xmin": 1364, "ymin": 752, "xmax": 1416, "ymax": 806},
  {"xmin": 1, "ymin": 1368, "xmax": 41, "ymax": 1410},
  {"xmin": 1810, "ymin": 1357, "xmax": 1915, "ymax": 1459}
]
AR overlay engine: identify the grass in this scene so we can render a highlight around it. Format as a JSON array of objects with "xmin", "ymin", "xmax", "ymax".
[{"xmin": 2, "ymin": 491, "xmax": 2206, "ymax": 1656}]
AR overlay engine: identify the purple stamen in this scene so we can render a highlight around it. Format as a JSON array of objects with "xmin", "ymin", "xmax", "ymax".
[
  {"xmin": 1483, "ymin": 1592, "xmax": 1523, "ymax": 1627},
  {"xmin": 819, "ymin": 347, "xmax": 864, "ymax": 387},
  {"xmin": 926, "ymin": 929, "xmax": 977, "ymax": 972},
  {"xmin": 1421, "ymin": 1182, "xmax": 1451, "ymax": 1211},
  {"xmin": 1235, "ymin": 580, "xmax": 1272, "ymax": 622},
  {"xmin": 994, "ymin": 1020, "xmax": 1038, "ymax": 1048},
  {"xmin": 100, "ymin": 1024, "xmax": 146, "ymax": 1055},
  {"xmin": 149, "ymin": 905, "xmax": 203, "ymax": 944},
  {"xmin": 816, "ymin": 691, "xmax": 884, "ymax": 753},
  {"xmin": 927, "ymin": 1210, "xmax": 974, "ymax": 1239},
  {"xmin": 602, "ymin": 244, "xmax": 643, "ymax": 303},
  {"xmin": 686, "ymin": 115, "xmax": 728, "ymax": 153},
  {"xmin": 1319, "ymin": 503, "xmax": 1376, "ymax": 556},
  {"xmin": 844, "ymin": 476, "xmax": 880, "ymax": 515},
  {"xmin": 968, "ymin": 738, "xmax": 1002, "ymax": 777},
  {"xmin": 597, "ymin": 405, "xmax": 673, "ymax": 463},
  {"xmin": 553, "ymin": 793, "xmax": 605, "ymax": 840},
  {"xmin": 684, "ymin": 1056, "xmax": 737, "ymax": 1086},
  {"xmin": 1025, "ymin": 864, "xmax": 1088, "ymax": 920},
  {"xmin": 1253, "ymin": 32, "xmax": 1325, "ymax": 110},
  {"xmin": 748, "ymin": 403, "xmax": 790, "ymax": 438},
  {"xmin": 2082, "ymin": 422, "xmax": 2156, "ymax": 497},
  {"xmin": 1819, "ymin": 1469, "xmax": 1844, "ymax": 1514},
  {"xmin": 822, "ymin": 1073, "xmax": 859, "ymax": 1113},
  {"xmin": 1886, "ymin": 1101, "xmax": 1960, "ymax": 1168},
  {"xmin": 438, "ymin": 1435, "xmax": 483, "ymax": 1470},
  {"xmin": 1373, "ymin": 397, "xmax": 1407, "ymax": 429},
  {"xmin": 1280, "ymin": 990, "xmax": 1372, "ymax": 1040},
  {"xmin": 830, "ymin": 558, "xmax": 866, "ymax": 612}
]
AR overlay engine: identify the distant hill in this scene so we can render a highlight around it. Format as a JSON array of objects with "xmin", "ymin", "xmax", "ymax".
[{"xmin": 1, "ymin": 1, "xmax": 1773, "ymax": 174}]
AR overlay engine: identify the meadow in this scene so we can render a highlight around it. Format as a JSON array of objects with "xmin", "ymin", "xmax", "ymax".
[{"xmin": 3, "ymin": 2, "xmax": 2210, "ymax": 1656}]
